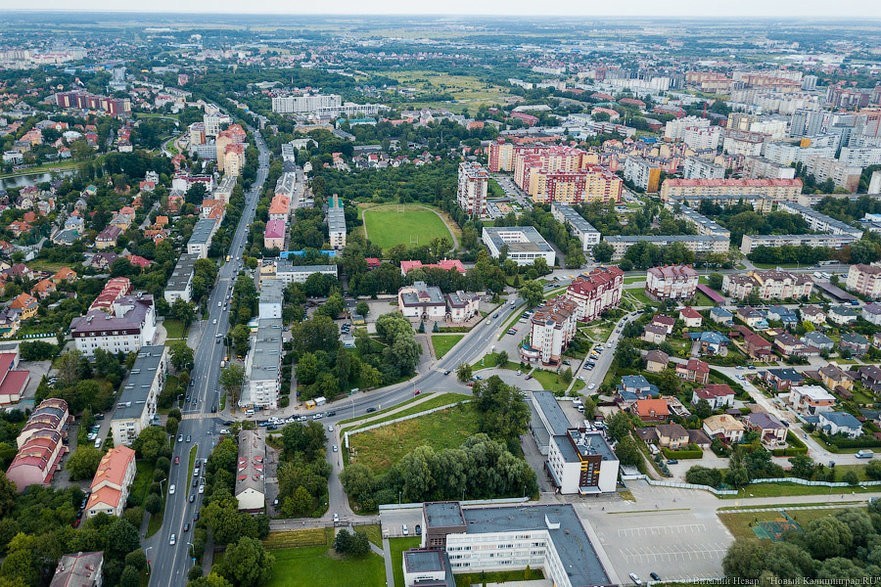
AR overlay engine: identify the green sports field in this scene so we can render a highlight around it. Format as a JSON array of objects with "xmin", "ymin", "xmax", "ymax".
[{"xmin": 361, "ymin": 205, "xmax": 454, "ymax": 251}]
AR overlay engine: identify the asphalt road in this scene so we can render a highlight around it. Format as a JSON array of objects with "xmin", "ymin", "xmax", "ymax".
[{"xmin": 147, "ymin": 129, "xmax": 270, "ymax": 586}]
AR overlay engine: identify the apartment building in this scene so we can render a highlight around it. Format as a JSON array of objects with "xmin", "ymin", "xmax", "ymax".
[
  {"xmin": 645, "ymin": 264, "xmax": 699, "ymax": 300},
  {"xmin": 50, "ymin": 552, "xmax": 103, "ymax": 587},
  {"xmin": 665, "ymin": 116, "xmax": 711, "ymax": 140},
  {"xmin": 550, "ymin": 203, "xmax": 600, "ymax": 251},
  {"xmin": 739, "ymin": 233, "xmax": 858, "ymax": 255},
  {"xmin": 722, "ymin": 270, "xmax": 813, "ymax": 300},
  {"xmin": 272, "ymin": 260, "xmax": 338, "ymax": 285},
  {"xmin": 682, "ymin": 126, "xmax": 723, "ymax": 151},
  {"xmin": 847, "ymin": 264, "xmax": 881, "ymax": 299},
  {"xmin": 482, "ymin": 226, "xmax": 556, "ymax": 266},
  {"xmin": 164, "ymin": 253, "xmax": 198, "ymax": 304},
  {"xmin": 623, "ymin": 156, "xmax": 661, "ymax": 192},
  {"xmin": 722, "ymin": 130, "xmax": 767, "ymax": 157},
  {"xmin": 456, "ymin": 161, "xmax": 489, "ymax": 217},
  {"xmin": 6, "ymin": 399, "xmax": 69, "ymax": 492},
  {"xmin": 682, "ymin": 157, "xmax": 726, "ymax": 180},
  {"xmin": 85, "ymin": 446, "xmax": 136, "ymax": 518},
  {"xmin": 69, "ymin": 294, "xmax": 156, "ymax": 357},
  {"xmin": 564, "ymin": 266, "xmax": 624, "ymax": 322},
  {"xmin": 522, "ymin": 297, "xmax": 578, "ymax": 365},
  {"xmin": 241, "ymin": 318, "xmax": 283, "ymax": 410},
  {"xmin": 603, "ymin": 234, "xmax": 730, "ymax": 260},
  {"xmin": 187, "ymin": 218, "xmax": 218, "ymax": 258},
  {"xmin": 258, "ymin": 279, "xmax": 285, "ymax": 320},
  {"xmin": 674, "ymin": 203, "xmax": 731, "ymax": 239},
  {"xmin": 659, "ymin": 178, "xmax": 802, "ymax": 202},
  {"xmin": 776, "ymin": 202, "xmax": 863, "ymax": 237},
  {"xmin": 326, "ymin": 194, "xmax": 347, "ymax": 250},
  {"xmin": 487, "ymin": 140, "xmax": 515, "ymax": 172},
  {"xmin": 110, "ymin": 345, "xmax": 167, "ymax": 446},
  {"xmin": 742, "ymin": 156, "xmax": 797, "ymax": 180},
  {"xmin": 802, "ymin": 155, "xmax": 862, "ymax": 193}
]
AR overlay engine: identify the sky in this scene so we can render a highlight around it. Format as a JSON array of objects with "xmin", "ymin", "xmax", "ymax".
[{"xmin": 4, "ymin": 0, "xmax": 881, "ymax": 17}]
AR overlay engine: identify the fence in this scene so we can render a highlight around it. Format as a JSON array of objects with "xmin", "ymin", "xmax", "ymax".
[
  {"xmin": 625, "ymin": 474, "xmax": 739, "ymax": 496},
  {"xmin": 750, "ymin": 477, "xmax": 881, "ymax": 488},
  {"xmin": 378, "ymin": 497, "xmax": 529, "ymax": 512}
]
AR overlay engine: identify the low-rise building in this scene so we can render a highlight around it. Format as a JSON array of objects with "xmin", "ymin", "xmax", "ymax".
[
  {"xmin": 633, "ymin": 398, "xmax": 670, "ymax": 422},
  {"xmin": 398, "ymin": 281, "xmax": 446, "ymax": 322},
  {"xmin": 69, "ymin": 294, "xmax": 156, "ymax": 357},
  {"xmin": 819, "ymin": 363, "xmax": 854, "ymax": 392},
  {"xmin": 803, "ymin": 331, "xmax": 835, "ymax": 352},
  {"xmin": 744, "ymin": 412, "xmax": 788, "ymax": 446},
  {"xmin": 85, "ymin": 446, "xmax": 136, "ymax": 518},
  {"xmin": 790, "ymin": 385, "xmax": 836, "ymax": 415},
  {"xmin": 550, "ymin": 204, "xmax": 601, "ymax": 251},
  {"xmin": 645, "ymin": 349, "xmax": 669, "ymax": 373},
  {"xmin": 6, "ymin": 399, "xmax": 68, "ymax": 492},
  {"xmin": 110, "ymin": 346, "xmax": 167, "ymax": 446},
  {"xmin": 263, "ymin": 219, "xmax": 286, "ymax": 250},
  {"xmin": 656, "ymin": 423, "xmax": 690, "ymax": 449},
  {"xmin": 236, "ymin": 430, "xmax": 266, "ymax": 512},
  {"xmin": 841, "ymin": 333, "xmax": 870, "ymax": 357},
  {"xmin": 645, "ymin": 265, "xmax": 698, "ymax": 301},
  {"xmin": 818, "ymin": 411, "xmax": 863, "ymax": 438},
  {"xmin": 186, "ymin": 218, "xmax": 218, "ymax": 258},
  {"xmin": 762, "ymin": 367, "xmax": 804, "ymax": 392},
  {"xmin": 50, "ymin": 552, "xmax": 103, "ymax": 587},
  {"xmin": 828, "ymin": 305, "xmax": 860, "ymax": 325},
  {"xmin": 676, "ymin": 358, "xmax": 710, "ymax": 385},
  {"xmin": 679, "ymin": 306, "xmax": 703, "ymax": 328},
  {"xmin": 0, "ymin": 350, "xmax": 30, "ymax": 406},
  {"xmin": 482, "ymin": 226, "xmax": 556, "ymax": 266},
  {"xmin": 692, "ymin": 384, "xmax": 735, "ymax": 409},
  {"xmin": 702, "ymin": 414, "xmax": 745, "ymax": 443},
  {"xmin": 801, "ymin": 305, "xmax": 827, "ymax": 325}
]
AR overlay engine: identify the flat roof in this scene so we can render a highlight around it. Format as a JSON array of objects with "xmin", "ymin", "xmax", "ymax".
[
  {"xmin": 567, "ymin": 428, "xmax": 617, "ymax": 462},
  {"xmin": 551, "ymin": 203, "xmax": 600, "ymax": 235},
  {"xmin": 113, "ymin": 345, "xmax": 166, "ymax": 420},
  {"xmin": 483, "ymin": 226, "xmax": 553, "ymax": 253},
  {"xmin": 249, "ymin": 318, "xmax": 283, "ymax": 382},
  {"xmin": 259, "ymin": 279, "xmax": 285, "ymax": 305},
  {"xmin": 189, "ymin": 217, "xmax": 217, "ymax": 246},
  {"xmin": 424, "ymin": 501, "xmax": 466, "ymax": 529},
  {"xmin": 533, "ymin": 391, "xmax": 572, "ymax": 436},
  {"xmin": 276, "ymin": 259, "xmax": 338, "ymax": 275},
  {"xmin": 166, "ymin": 253, "xmax": 198, "ymax": 292},
  {"xmin": 461, "ymin": 504, "xmax": 611, "ymax": 586},
  {"xmin": 603, "ymin": 234, "xmax": 728, "ymax": 244}
]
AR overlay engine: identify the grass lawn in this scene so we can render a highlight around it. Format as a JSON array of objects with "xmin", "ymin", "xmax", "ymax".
[
  {"xmin": 530, "ymin": 368, "xmax": 577, "ymax": 393},
  {"xmin": 455, "ymin": 569, "xmax": 544, "ymax": 585},
  {"xmin": 693, "ymin": 292, "xmax": 716, "ymax": 306},
  {"xmin": 359, "ymin": 524, "xmax": 383, "ymax": 548},
  {"xmin": 432, "ymin": 334, "xmax": 464, "ymax": 359},
  {"xmin": 345, "ymin": 393, "xmax": 471, "ymax": 433},
  {"xmin": 731, "ymin": 482, "xmax": 879, "ymax": 498},
  {"xmin": 267, "ymin": 545, "xmax": 385, "ymax": 587},
  {"xmin": 131, "ymin": 461, "xmax": 155, "ymax": 506},
  {"xmin": 624, "ymin": 289, "xmax": 656, "ymax": 306},
  {"xmin": 623, "ymin": 275, "xmax": 645, "ymax": 284},
  {"xmin": 162, "ymin": 319, "xmax": 187, "ymax": 340},
  {"xmin": 719, "ymin": 506, "xmax": 861, "ymax": 541},
  {"xmin": 349, "ymin": 404, "xmax": 479, "ymax": 473},
  {"xmin": 390, "ymin": 537, "xmax": 422, "ymax": 587},
  {"xmin": 338, "ymin": 395, "xmax": 427, "ymax": 427},
  {"xmin": 361, "ymin": 204, "xmax": 455, "ymax": 252},
  {"xmin": 384, "ymin": 70, "xmax": 515, "ymax": 113}
]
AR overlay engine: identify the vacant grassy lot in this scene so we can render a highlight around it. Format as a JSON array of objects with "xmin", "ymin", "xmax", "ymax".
[
  {"xmin": 719, "ymin": 507, "xmax": 860, "ymax": 541},
  {"xmin": 345, "ymin": 393, "xmax": 471, "ymax": 433},
  {"xmin": 266, "ymin": 545, "xmax": 385, "ymax": 587},
  {"xmin": 390, "ymin": 537, "xmax": 422, "ymax": 587},
  {"xmin": 386, "ymin": 70, "xmax": 516, "ymax": 112},
  {"xmin": 361, "ymin": 204, "xmax": 454, "ymax": 251},
  {"xmin": 432, "ymin": 334, "xmax": 464, "ymax": 359},
  {"xmin": 162, "ymin": 319, "xmax": 187, "ymax": 340},
  {"xmin": 349, "ymin": 404, "xmax": 479, "ymax": 473},
  {"xmin": 530, "ymin": 368, "xmax": 583, "ymax": 394}
]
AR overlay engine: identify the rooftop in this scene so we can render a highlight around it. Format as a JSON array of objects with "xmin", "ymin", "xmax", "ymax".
[
  {"xmin": 188, "ymin": 217, "xmax": 217, "ymax": 246},
  {"xmin": 249, "ymin": 318, "xmax": 283, "ymax": 382},
  {"xmin": 113, "ymin": 345, "xmax": 166, "ymax": 420},
  {"xmin": 482, "ymin": 226, "xmax": 554, "ymax": 254},
  {"xmin": 533, "ymin": 391, "xmax": 572, "ymax": 437},
  {"xmin": 235, "ymin": 429, "xmax": 266, "ymax": 497},
  {"xmin": 424, "ymin": 501, "xmax": 467, "ymax": 529},
  {"xmin": 166, "ymin": 253, "xmax": 198, "ymax": 293}
]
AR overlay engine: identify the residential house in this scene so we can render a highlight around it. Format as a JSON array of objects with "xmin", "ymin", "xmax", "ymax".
[
  {"xmin": 875, "ymin": 332, "xmax": 881, "ymax": 350},
  {"xmin": 0, "ymin": 351, "xmax": 30, "ymax": 406},
  {"xmin": 688, "ymin": 429, "xmax": 713, "ymax": 450},
  {"xmin": 709, "ymin": 307, "xmax": 734, "ymax": 326},
  {"xmin": 656, "ymin": 423, "xmax": 690, "ymax": 449},
  {"xmin": 30, "ymin": 279, "xmax": 56, "ymax": 300},
  {"xmin": 702, "ymin": 414, "xmax": 745, "ymax": 443},
  {"xmin": 789, "ymin": 385, "xmax": 836, "ymax": 415},
  {"xmin": 6, "ymin": 399, "xmax": 68, "ymax": 491},
  {"xmin": 841, "ymin": 333, "xmax": 870, "ymax": 357},
  {"xmin": 692, "ymin": 384, "xmax": 735, "ymax": 409},
  {"xmin": 619, "ymin": 375, "xmax": 659, "ymax": 399},
  {"xmin": 0, "ymin": 308, "xmax": 21, "ymax": 339},
  {"xmin": 864, "ymin": 303, "xmax": 881, "ymax": 326},
  {"xmin": 744, "ymin": 412, "xmax": 788, "ymax": 446},
  {"xmin": 803, "ymin": 331, "xmax": 835, "ymax": 352},
  {"xmin": 767, "ymin": 305, "xmax": 798, "ymax": 327},
  {"xmin": 9, "ymin": 220, "xmax": 31, "ymax": 237},
  {"xmin": 523, "ymin": 297, "xmax": 578, "ymax": 365},
  {"xmin": 642, "ymin": 323, "xmax": 667, "ymax": 344},
  {"xmin": 52, "ymin": 267, "xmax": 77, "ymax": 284},
  {"xmin": 651, "ymin": 315, "xmax": 676, "ymax": 334},
  {"xmin": 736, "ymin": 307, "xmax": 769, "ymax": 329},
  {"xmin": 10, "ymin": 293, "xmax": 38, "ymax": 320},
  {"xmin": 801, "ymin": 305, "xmax": 826, "ymax": 325},
  {"xmin": 774, "ymin": 332, "xmax": 816, "ymax": 358},
  {"xmin": 235, "ymin": 430, "xmax": 266, "ymax": 512},
  {"xmin": 95, "ymin": 225, "xmax": 121, "ymax": 249},
  {"xmin": 645, "ymin": 350, "xmax": 669, "ymax": 373},
  {"xmin": 632, "ymin": 398, "xmax": 670, "ymax": 422},
  {"xmin": 818, "ymin": 411, "xmax": 863, "ymax": 438},
  {"xmin": 762, "ymin": 368, "xmax": 804, "ymax": 392},
  {"xmin": 858, "ymin": 365, "xmax": 881, "ymax": 393},
  {"xmin": 676, "ymin": 358, "xmax": 710, "ymax": 385},
  {"xmin": 85, "ymin": 446, "xmax": 137, "ymax": 518},
  {"xmin": 730, "ymin": 325, "xmax": 772, "ymax": 360},
  {"xmin": 679, "ymin": 307, "xmax": 703, "ymax": 328},
  {"xmin": 688, "ymin": 331, "xmax": 731, "ymax": 356},
  {"xmin": 828, "ymin": 305, "xmax": 860, "ymax": 325},
  {"xmin": 819, "ymin": 363, "xmax": 854, "ymax": 392}
]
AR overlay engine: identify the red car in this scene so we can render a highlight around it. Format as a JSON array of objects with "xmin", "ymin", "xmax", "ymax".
[
  {"xmin": 174, "ymin": 456, "xmax": 180, "ymax": 465},
  {"xmin": 414, "ymin": 389, "xmax": 421, "ymax": 396}
]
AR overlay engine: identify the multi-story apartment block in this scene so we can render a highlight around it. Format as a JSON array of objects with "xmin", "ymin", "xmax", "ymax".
[
  {"xmin": 523, "ymin": 297, "xmax": 578, "ymax": 365},
  {"xmin": 564, "ymin": 266, "xmax": 624, "ymax": 322},
  {"xmin": 110, "ymin": 345, "xmax": 167, "ymax": 446},
  {"xmin": 510, "ymin": 145, "xmax": 621, "ymax": 204},
  {"xmin": 55, "ymin": 90, "xmax": 130, "ymax": 116},
  {"xmin": 326, "ymin": 194, "xmax": 347, "ymax": 249},
  {"xmin": 659, "ymin": 178, "xmax": 803, "ymax": 202},
  {"xmin": 682, "ymin": 157, "xmax": 726, "ymax": 180},
  {"xmin": 241, "ymin": 318, "xmax": 283, "ymax": 410},
  {"xmin": 664, "ymin": 116, "xmax": 710, "ymax": 140},
  {"xmin": 776, "ymin": 202, "xmax": 863, "ymax": 237},
  {"xmin": 742, "ymin": 156, "xmax": 797, "ymax": 180},
  {"xmin": 682, "ymin": 126, "xmax": 723, "ymax": 151},
  {"xmin": 550, "ymin": 204, "xmax": 600, "ymax": 251},
  {"xmin": 547, "ymin": 428, "xmax": 619, "ymax": 494},
  {"xmin": 603, "ymin": 234, "xmax": 730, "ymax": 260},
  {"xmin": 84, "ymin": 446, "xmax": 136, "ymax": 518},
  {"xmin": 457, "ymin": 162, "xmax": 489, "ymax": 217},
  {"xmin": 722, "ymin": 270, "xmax": 813, "ymax": 300},
  {"xmin": 623, "ymin": 156, "xmax": 662, "ymax": 192},
  {"xmin": 802, "ymin": 155, "xmax": 862, "ymax": 193},
  {"xmin": 645, "ymin": 265, "xmax": 699, "ymax": 300},
  {"xmin": 69, "ymin": 294, "xmax": 156, "ymax": 357},
  {"xmin": 673, "ymin": 204, "xmax": 731, "ymax": 239},
  {"xmin": 487, "ymin": 140, "xmax": 515, "ymax": 172},
  {"xmin": 739, "ymin": 233, "xmax": 858, "ymax": 255},
  {"xmin": 847, "ymin": 264, "xmax": 881, "ymax": 299},
  {"xmin": 722, "ymin": 130, "xmax": 767, "ymax": 157},
  {"xmin": 271, "ymin": 93, "xmax": 383, "ymax": 117}
]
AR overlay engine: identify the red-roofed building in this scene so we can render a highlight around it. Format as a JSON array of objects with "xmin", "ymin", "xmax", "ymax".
[
  {"xmin": 10, "ymin": 293, "xmax": 38, "ymax": 320},
  {"xmin": 730, "ymin": 325, "xmax": 773, "ymax": 360},
  {"xmin": 646, "ymin": 265, "xmax": 698, "ymax": 300},
  {"xmin": 0, "ymin": 352, "xmax": 30, "ymax": 406},
  {"xmin": 6, "ymin": 399, "xmax": 69, "ymax": 491},
  {"xmin": 511, "ymin": 111, "xmax": 539, "ymax": 126},
  {"xmin": 30, "ymin": 279, "xmax": 56, "ymax": 300},
  {"xmin": 676, "ymin": 358, "xmax": 711, "ymax": 385},
  {"xmin": 692, "ymin": 384, "xmax": 736, "ymax": 409},
  {"xmin": 365, "ymin": 257, "xmax": 382, "ymax": 269},
  {"xmin": 399, "ymin": 259, "xmax": 466, "ymax": 276},
  {"xmin": 52, "ymin": 267, "xmax": 77, "ymax": 284},
  {"xmin": 85, "ymin": 446, "xmax": 136, "ymax": 518},
  {"xmin": 263, "ymin": 219, "xmax": 286, "ymax": 250},
  {"xmin": 89, "ymin": 277, "xmax": 132, "ymax": 312},
  {"xmin": 564, "ymin": 266, "xmax": 624, "ymax": 322},
  {"xmin": 679, "ymin": 306, "xmax": 703, "ymax": 328},
  {"xmin": 633, "ymin": 399, "xmax": 670, "ymax": 422},
  {"xmin": 651, "ymin": 315, "xmax": 676, "ymax": 335},
  {"xmin": 127, "ymin": 255, "xmax": 152, "ymax": 269}
]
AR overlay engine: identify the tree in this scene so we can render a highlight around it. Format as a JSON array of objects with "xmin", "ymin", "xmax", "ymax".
[
  {"xmin": 866, "ymin": 459, "xmax": 881, "ymax": 480},
  {"xmin": 172, "ymin": 299, "xmax": 197, "ymax": 326},
  {"xmin": 693, "ymin": 398, "xmax": 712, "ymax": 419},
  {"xmin": 119, "ymin": 566, "xmax": 141, "ymax": 587},
  {"xmin": 56, "ymin": 349, "xmax": 84, "ymax": 387},
  {"xmin": 788, "ymin": 455, "xmax": 816, "ymax": 480},
  {"xmin": 614, "ymin": 437, "xmax": 641, "ymax": 466},
  {"xmin": 219, "ymin": 364, "xmax": 246, "ymax": 407},
  {"xmin": 334, "ymin": 529, "xmax": 370, "ymax": 557},
  {"xmin": 708, "ymin": 273, "xmax": 724, "ymax": 291},
  {"xmin": 592, "ymin": 242, "xmax": 613, "ymax": 263},
  {"xmin": 802, "ymin": 517, "xmax": 853, "ymax": 559},
  {"xmin": 0, "ymin": 472, "xmax": 15, "ymax": 517},
  {"xmin": 685, "ymin": 465, "xmax": 722, "ymax": 487},
  {"xmin": 169, "ymin": 341, "xmax": 195, "ymax": 372},
  {"xmin": 133, "ymin": 426, "xmax": 170, "ymax": 461},
  {"xmin": 217, "ymin": 536, "xmax": 275, "ymax": 587},
  {"xmin": 605, "ymin": 411, "xmax": 632, "ymax": 442},
  {"xmin": 518, "ymin": 281, "xmax": 544, "ymax": 308},
  {"xmin": 456, "ymin": 363, "xmax": 473, "ymax": 383},
  {"xmin": 472, "ymin": 376, "xmax": 530, "ymax": 447},
  {"xmin": 67, "ymin": 446, "xmax": 104, "ymax": 480},
  {"xmin": 144, "ymin": 493, "xmax": 162, "ymax": 515},
  {"xmin": 355, "ymin": 301, "xmax": 370, "ymax": 318},
  {"xmin": 189, "ymin": 573, "xmax": 233, "ymax": 587}
]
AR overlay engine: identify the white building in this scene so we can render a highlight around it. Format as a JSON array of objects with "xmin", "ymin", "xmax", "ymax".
[
  {"xmin": 682, "ymin": 126, "xmax": 723, "ymax": 151},
  {"xmin": 274, "ymin": 260, "xmax": 338, "ymax": 285},
  {"xmin": 682, "ymin": 157, "xmax": 726, "ymax": 180},
  {"xmin": 258, "ymin": 279, "xmax": 285, "ymax": 320},
  {"xmin": 740, "ymin": 233, "xmax": 858, "ymax": 255},
  {"xmin": 848, "ymin": 264, "xmax": 881, "ymax": 300},
  {"xmin": 482, "ymin": 226, "xmax": 556, "ymax": 266},
  {"xmin": 665, "ymin": 116, "xmax": 710, "ymax": 140},
  {"xmin": 603, "ymin": 234, "xmax": 729, "ymax": 260},
  {"xmin": 110, "ymin": 345, "xmax": 167, "ymax": 446},
  {"xmin": 186, "ymin": 218, "xmax": 218, "ymax": 258},
  {"xmin": 326, "ymin": 194, "xmax": 347, "ymax": 250},
  {"xmin": 524, "ymin": 297, "xmax": 578, "ymax": 365},
  {"xmin": 84, "ymin": 446, "xmax": 137, "ymax": 518},
  {"xmin": 164, "ymin": 253, "xmax": 198, "ymax": 304},
  {"xmin": 456, "ymin": 161, "xmax": 489, "ymax": 217},
  {"xmin": 776, "ymin": 202, "xmax": 863, "ymax": 237},
  {"xmin": 241, "ymin": 318, "xmax": 283, "ymax": 410},
  {"xmin": 550, "ymin": 203, "xmax": 600, "ymax": 251},
  {"xmin": 622, "ymin": 156, "xmax": 661, "ymax": 192},
  {"xmin": 69, "ymin": 294, "xmax": 157, "ymax": 357},
  {"xmin": 547, "ymin": 428, "xmax": 619, "ymax": 494},
  {"xmin": 645, "ymin": 265, "xmax": 699, "ymax": 300},
  {"xmin": 398, "ymin": 281, "xmax": 446, "ymax": 321}
]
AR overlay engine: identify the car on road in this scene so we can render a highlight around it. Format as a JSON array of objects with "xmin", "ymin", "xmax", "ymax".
[
  {"xmin": 177, "ymin": 434, "xmax": 184, "ymax": 442},
  {"xmin": 169, "ymin": 484, "xmax": 175, "ymax": 495},
  {"xmin": 199, "ymin": 484, "xmax": 205, "ymax": 494},
  {"xmin": 327, "ymin": 411, "xmax": 337, "ymax": 417},
  {"xmin": 312, "ymin": 413, "xmax": 323, "ymax": 420},
  {"xmin": 174, "ymin": 456, "xmax": 180, "ymax": 465},
  {"xmin": 588, "ymin": 383, "xmax": 596, "ymax": 390},
  {"xmin": 184, "ymin": 522, "xmax": 191, "ymax": 532},
  {"xmin": 327, "ymin": 425, "xmax": 334, "ymax": 432},
  {"xmin": 94, "ymin": 438, "xmax": 102, "ymax": 448},
  {"xmin": 189, "ymin": 494, "xmax": 195, "ymax": 503},
  {"xmin": 443, "ymin": 369, "xmax": 451, "ymax": 375},
  {"xmin": 169, "ymin": 533, "xmax": 176, "ymax": 545},
  {"xmin": 332, "ymin": 445, "xmax": 338, "ymax": 452},
  {"xmin": 414, "ymin": 389, "xmax": 421, "ymax": 396},
  {"xmin": 186, "ymin": 434, "xmax": 192, "ymax": 442},
  {"xmin": 366, "ymin": 407, "xmax": 376, "ymax": 413},
  {"xmin": 333, "ymin": 513, "xmax": 339, "ymax": 523}
]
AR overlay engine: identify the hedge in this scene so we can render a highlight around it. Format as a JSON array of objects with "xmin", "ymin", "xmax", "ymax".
[
  {"xmin": 771, "ymin": 430, "xmax": 809, "ymax": 456},
  {"xmin": 819, "ymin": 432, "xmax": 881, "ymax": 450},
  {"xmin": 662, "ymin": 446, "xmax": 704, "ymax": 460}
]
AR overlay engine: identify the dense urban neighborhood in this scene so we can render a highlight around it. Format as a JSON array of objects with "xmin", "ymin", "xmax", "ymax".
[{"xmin": 3, "ymin": 9, "xmax": 881, "ymax": 587}]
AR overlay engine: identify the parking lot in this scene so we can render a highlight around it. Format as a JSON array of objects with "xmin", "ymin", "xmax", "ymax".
[
  {"xmin": 379, "ymin": 506, "xmax": 425, "ymax": 538},
  {"xmin": 577, "ymin": 490, "xmax": 733, "ymax": 584}
]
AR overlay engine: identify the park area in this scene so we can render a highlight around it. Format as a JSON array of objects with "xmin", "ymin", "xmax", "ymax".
[
  {"xmin": 360, "ymin": 204, "xmax": 456, "ymax": 251},
  {"xmin": 385, "ymin": 70, "xmax": 516, "ymax": 112},
  {"xmin": 264, "ymin": 528, "xmax": 385, "ymax": 587},
  {"xmin": 348, "ymin": 404, "xmax": 478, "ymax": 472}
]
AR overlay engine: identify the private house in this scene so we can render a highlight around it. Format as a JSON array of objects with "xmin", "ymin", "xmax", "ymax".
[
  {"xmin": 651, "ymin": 315, "xmax": 676, "ymax": 335},
  {"xmin": 730, "ymin": 325, "xmax": 772, "ymax": 360},
  {"xmin": 445, "ymin": 291, "xmax": 480, "ymax": 324},
  {"xmin": 841, "ymin": 333, "xmax": 870, "ymax": 357},
  {"xmin": 692, "ymin": 384, "xmax": 735, "ymax": 409},
  {"xmin": 10, "ymin": 293, "xmax": 38, "ymax": 320},
  {"xmin": 710, "ymin": 307, "xmax": 734, "ymax": 326},
  {"xmin": 642, "ymin": 323, "xmax": 668, "ymax": 344},
  {"xmin": 618, "ymin": 375, "xmax": 659, "ymax": 401},
  {"xmin": 736, "ymin": 307, "xmax": 769, "ymax": 329},
  {"xmin": 95, "ymin": 225, "xmax": 122, "ymax": 249},
  {"xmin": 864, "ymin": 303, "xmax": 881, "ymax": 326},
  {"xmin": 676, "ymin": 358, "xmax": 710, "ymax": 385},
  {"xmin": 236, "ymin": 430, "xmax": 266, "ymax": 512},
  {"xmin": 818, "ymin": 411, "xmax": 863, "ymax": 438},
  {"xmin": 85, "ymin": 445, "xmax": 137, "ymax": 518},
  {"xmin": 30, "ymin": 278, "xmax": 56, "ymax": 300},
  {"xmin": 801, "ymin": 305, "xmax": 826, "ymax": 325},
  {"xmin": 767, "ymin": 305, "xmax": 798, "ymax": 327},
  {"xmin": 762, "ymin": 368, "xmax": 804, "ymax": 392},
  {"xmin": 702, "ymin": 414, "xmax": 745, "ymax": 443},
  {"xmin": 656, "ymin": 423, "xmax": 690, "ymax": 449},
  {"xmin": 828, "ymin": 305, "xmax": 860, "ymax": 326},
  {"xmin": 790, "ymin": 385, "xmax": 836, "ymax": 415},
  {"xmin": 803, "ymin": 331, "xmax": 835, "ymax": 352},
  {"xmin": 774, "ymin": 332, "xmax": 816, "ymax": 358},
  {"xmin": 633, "ymin": 398, "xmax": 670, "ymax": 422},
  {"xmin": 744, "ymin": 412, "xmax": 788, "ymax": 446},
  {"xmin": 688, "ymin": 331, "xmax": 730, "ymax": 356},
  {"xmin": 859, "ymin": 365, "xmax": 881, "ymax": 393},
  {"xmin": 52, "ymin": 267, "xmax": 77, "ymax": 284},
  {"xmin": 398, "ymin": 281, "xmax": 446, "ymax": 322},
  {"xmin": 688, "ymin": 429, "xmax": 713, "ymax": 450},
  {"xmin": 679, "ymin": 307, "xmax": 703, "ymax": 328},
  {"xmin": 645, "ymin": 350, "xmax": 669, "ymax": 373},
  {"xmin": 819, "ymin": 363, "xmax": 854, "ymax": 392}
]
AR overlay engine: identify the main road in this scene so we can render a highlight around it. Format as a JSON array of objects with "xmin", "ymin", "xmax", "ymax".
[{"xmin": 146, "ymin": 128, "xmax": 270, "ymax": 586}]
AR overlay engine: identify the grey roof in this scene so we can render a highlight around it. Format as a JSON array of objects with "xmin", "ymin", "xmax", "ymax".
[
  {"xmin": 424, "ymin": 502, "xmax": 467, "ymax": 529},
  {"xmin": 674, "ymin": 204, "xmax": 731, "ymax": 237},
  {"xmin": 566, "ymin": 428, "xmax": 617, "ymax": 462},
  {"xmin": 188, "ymin": 217, "xmax": 217, "ymax": 246},
  {"xmin": 276, "ymin": 260, "xmax": 337, "ymax": 276},
  {"xmin": 803, "ymin": 332, "xmax": 834, "ymax": 346},
  {"xmin": 166, "ymin": 253, "xmax": 198, "ymax": 293},
  {"xmin": 235, "ymin": 429, "xmax": 266, "ymax": 498},
  {"xmin": 326, "ymin": 195, "xmax": 346, "ymax": 234},
  {"xmin": 50, "ymin": 551, "xmax": 104, "ymax": 587},
  {"xmin": 745, "ymin": 412, "xmax": 785, "ymax": 430},
  {"xmin": 70, "ymin": 295, "xmax": 154, "ymax": 334},
  {"xmin": 113, "ymin": 345, "xmax": 166, "ymax": 420},
  {"xmin": 259, "ymin": 278, "xmax": 285, "ymax": 305},
  {"xmin": 461, "ymin": 504, "xmax": 611, "ymax": 586},
  {"xmin": 249, "ymin": 318, "xmax": 283, "ymax": 382},
  {"xmin": 400, "ymin": 281, "xmax": 445, "ymax": 306},
  {"xmin": 533, "ymin": 391, "xmax": 572, "ymax": 436},
  {"xmin": 603, "ymin": 234, "xmax": 728, "ymax": 245},
  {"xmin": 552, "ymin": 204, "xmax": 600, "ymax": 236},
  {"xmin": 820, "ymin": 411, "xmax": 862, "ymax": 429},
  {"xmin": 766, "ymin": 368, "xmax": 804, "ymax": 382},
  {"xmin": 482, "ymin": 226, "xmax": 554, "ymax": 254},
  {"xmin": 778, "ymin": 202, "xmax": 864, "ymax": 237}
]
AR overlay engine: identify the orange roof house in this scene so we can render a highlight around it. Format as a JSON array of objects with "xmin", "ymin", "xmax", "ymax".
[
  {"xmin": 30, "ymin": 279, "xmax": 56, "ymax": 300},
  {"xmin": 85, "ymin": 445, "xmax": 136, "ymax": 518},
  {"xmin": 10, "ymin": 293, "xmax": 38, "ymax": 319},
  {"xmin": 633, "ymin": 398, "xmax": 670, "ymax": 422},
  {"xmin": 52, "ymin": 267, "xmax": 78, "ymax": 284}
]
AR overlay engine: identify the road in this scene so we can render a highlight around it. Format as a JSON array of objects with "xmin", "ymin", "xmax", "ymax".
[{"xmin": 146, "ymin": 128, "xmax": 270, "ymax": 586}]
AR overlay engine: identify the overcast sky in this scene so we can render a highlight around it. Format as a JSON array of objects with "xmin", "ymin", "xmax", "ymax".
[{"xmin": 5, "ymin": 0, "xmax": 881, "ymax": 17}]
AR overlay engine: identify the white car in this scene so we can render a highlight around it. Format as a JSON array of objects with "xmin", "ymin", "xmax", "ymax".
[
  {"xmin": 169, "ymin": 533, "xmax": 176, "ymax": 545},
  {"xmin": 169, "ymin": 484, "xmax": 176, "ymax": 495},
  {"xmin": 327, "ymin": 425, "xmax": 334, "ymax": 432},
  {"xmin": 588, "ymin": 383, "xmax": 596, "ymax": 390},
  {"xmin": 198, "ymin": 484, "xmax": 205, "ymax": 494},
  {"xmin": 333, "ymin": 445, "xmax": 338, "ymax": 452}
]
